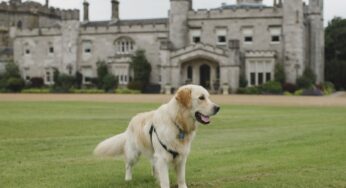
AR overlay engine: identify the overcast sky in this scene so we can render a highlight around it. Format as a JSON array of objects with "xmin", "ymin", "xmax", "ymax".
[{"xmin": 1, "ymin": 0, "xmax": 345, "ymax": 26}]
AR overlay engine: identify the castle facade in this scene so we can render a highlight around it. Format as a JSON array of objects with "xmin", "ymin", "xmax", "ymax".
[{"xmin": 4, "ymin": 0, "xmax": 324, "ymax": 93}]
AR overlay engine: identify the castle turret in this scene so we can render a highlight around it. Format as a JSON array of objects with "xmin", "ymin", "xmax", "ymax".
[
  {"xmin": 283, "ymin": 0, "xmax": 305, "ymax": 83},
  {"xmin": 307, "ymin": 0, "xmax": 324, "ymax": 83},
  {"xmin": 111, "ymin": 0, "xmax": 119, "ymax": 20},
  {"xmin": 83, "ymin": 0, "xmax": 89, "ymax": 22},
  {"xmin": 169, "ymin": 0, "xmax": 192, "ymax": 49}
]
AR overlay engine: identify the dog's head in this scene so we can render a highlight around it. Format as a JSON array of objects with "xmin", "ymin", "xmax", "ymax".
[{"xmin": 175, "ymin": 85, "xmax": 220, "ymax": 125}]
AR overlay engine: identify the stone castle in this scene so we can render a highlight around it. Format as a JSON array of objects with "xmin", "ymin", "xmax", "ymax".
[{"xmin": 1, "ymin": 0, "xmax": 324, "ymax": 93}]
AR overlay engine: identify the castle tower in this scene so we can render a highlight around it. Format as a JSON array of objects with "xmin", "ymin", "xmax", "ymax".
[
  {"xmin": 83, "ymin": 0, "xmax": 89, "ymax": 22},
  {"xmin": 307, "ymin": 0, "xmax": 324, "ymax": 83},
  {"xmin": 169, "ymin": 0, "xmax": 192, "ymax": 49},
  {"xmin": 237, "ymin": 0, "xmax": 263, "ymax": 4},
  {"xmin": 283, "ymin": 0, "xmax": 305, "ymax": 83},
  {"xmin": 111, "ymin": 0, "xmax": 119, "ymax": 20}
]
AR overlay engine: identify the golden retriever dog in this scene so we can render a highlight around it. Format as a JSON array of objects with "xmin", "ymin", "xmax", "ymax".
[{"xmin": 94, "ymin": 84, "xmax": 220, "ymax": 188}]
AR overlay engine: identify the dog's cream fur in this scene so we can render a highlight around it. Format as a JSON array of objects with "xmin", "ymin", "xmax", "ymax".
[{"xmin": 94, "ymin": 85, "xmax": 220, "ymax": 188}]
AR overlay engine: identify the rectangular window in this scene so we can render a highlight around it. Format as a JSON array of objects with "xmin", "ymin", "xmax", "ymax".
[
  {"xmin": 250, "ymin": 72, "xmax": 256, "ymax": 85},
  {"xmin": 266, "ymin": 72, "xmax": 271, "ymax": 82},
  {"xmin": 190, "ymin": 29, "xmax": 201, "ymax": 44},
  {"xmin": 83, "ymin": 41, "xmax": 92, "ymax": 54},
  {"xmin": 49, "ymin": 47, "xmax": 54, "ymax": 53},
  {"xmin": 258, "ymin": 73, "xmax": 263, "ymax": 85},
  {"xmin": 269, "ymin": 27, "xmax": 281, "ymax": 43},
  {"xmin": 244, "ymin": 36, "xmax": 253, "ymax": 42},
  {"xmin": 46, "ymin": 71, "xmax": 51, "ymax": 82},
  {"xmin": 25, "ymin": 49, "xmax": 30, "ymax": 54},
  {"xmin": 216, "ymin": 28, "xmax": 227, "ymax": 45},
  {"xmin": 192, "ymin": 36, "xmax": 201, "ymax": 43},
  {"xmin": 243, "ymin": 28, "xmax": 254, "ymax": 44}
]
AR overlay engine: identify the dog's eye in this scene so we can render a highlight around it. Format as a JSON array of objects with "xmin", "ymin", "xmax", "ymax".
[{"xmin": 199, "ymin": 95, "xmax": 205, "ymax": 100}]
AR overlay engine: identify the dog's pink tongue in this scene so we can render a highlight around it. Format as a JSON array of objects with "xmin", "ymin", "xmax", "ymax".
[{"xmin": 201, "ymin": 115, "xmax": 210, "ymax": 122}]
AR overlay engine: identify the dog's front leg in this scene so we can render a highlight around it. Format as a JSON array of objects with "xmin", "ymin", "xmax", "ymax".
[
  {"xmin": 155, "ymin": 156, "xmax": 170, "ymax": 188},
  {"xmin": 175, "ymin": 157, "xmax": 188, "ymax": 188}
]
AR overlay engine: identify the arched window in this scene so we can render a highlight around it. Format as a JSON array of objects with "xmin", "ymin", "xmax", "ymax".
[{"xmin": 114, "ymin": 37, "xmax": 135, "ymax": 55}]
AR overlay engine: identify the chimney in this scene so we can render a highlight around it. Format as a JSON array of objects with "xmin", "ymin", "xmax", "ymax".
[
  {"xmin": 46, "ymin": 0, "xmax": 49, "ymax": 7},
  {"xmin": 111, "ymin": 0, "xmax": 119, "ymax": 20},
  {"xmin": 83, "ymin": 0, "xmax": 89, "ymax": 21}
]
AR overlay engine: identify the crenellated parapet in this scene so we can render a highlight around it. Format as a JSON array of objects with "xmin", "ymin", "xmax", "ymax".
[
  {"xmin": 189, "ymin": 6, "xmax": 283, "ymax": 20},
  {"xmin": 0, "ymin": 1, "xmax": 79, "ymax": 21}
]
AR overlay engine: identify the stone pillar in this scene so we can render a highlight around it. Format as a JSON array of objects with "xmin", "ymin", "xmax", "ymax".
[
  {"xmin": 308, "ymin": 0, "xmax": 324, "ymax": 83},
  {"xmin": 83, "ymin": 1, "xmax": 89, "ymax": 22},
  {"xmin": 283, "ymin": 0, "xmax": 305, "ymax": 84},
  {"xmin": 111, "ymin": 0, "xmax": 119, "ymax": 20}
]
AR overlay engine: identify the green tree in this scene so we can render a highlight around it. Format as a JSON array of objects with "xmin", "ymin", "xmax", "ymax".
[
  {"xmin": 0, "ymin": 62, "xmax": 25, "ymax": 92},
  {"xmin": 325, "ymin": 17, "xmax": 346, "ymax": 90},
  {"xmin": 130, "ymin": 50, "xmax": 152, "ymax": 91},
  {"xmin": 274, "ymin": 63, "xmax": 286, "ymax": 84}
]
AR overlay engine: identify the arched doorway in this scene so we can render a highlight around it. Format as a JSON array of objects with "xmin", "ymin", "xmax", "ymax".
[{"xmin": 200, "ymin": 64, "xmax": 211, "ymax": 89}]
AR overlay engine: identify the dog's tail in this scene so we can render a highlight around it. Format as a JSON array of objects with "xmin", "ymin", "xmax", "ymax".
[{"xmin": 93, "ymin": 132, "xmax": 126, "ymax": 157}]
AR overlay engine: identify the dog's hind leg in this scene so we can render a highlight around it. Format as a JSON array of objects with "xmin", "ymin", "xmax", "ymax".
[{"xmin": 124, "ymin": 142, "xmax": 140, "ymax": 181}]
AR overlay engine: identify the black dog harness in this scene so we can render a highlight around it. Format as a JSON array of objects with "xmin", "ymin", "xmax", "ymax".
[{"xmin": 149, "ymin": 124, "xmax": 180, "ymax": 159}]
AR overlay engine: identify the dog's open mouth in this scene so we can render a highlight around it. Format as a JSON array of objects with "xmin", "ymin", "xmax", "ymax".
[{"xmin": 195, "ymin": 112, "xmax": 210, "ymax": 124}]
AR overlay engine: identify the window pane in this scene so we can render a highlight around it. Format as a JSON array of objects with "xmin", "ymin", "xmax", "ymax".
[
  {"xmin": 271, "ymin": 36, "xmax": 280, "ymax": 42},
  {"xmin": 193, "ymin": 36, "xmax": 200, "ymax": 43},
  {"xmin": 245, "ymin": 36, "xmax": 253, "ymax": 42},
  {"xmin": 258, "ymin": 73, "xmax": 263, "ymax": 85},
  {"xmin": 218, "ymin": 36, "xmax": 226, "ymax": 43},
  {"xmin": 250, "ymin": 72, "xmax": 256, "ymax": 85}
]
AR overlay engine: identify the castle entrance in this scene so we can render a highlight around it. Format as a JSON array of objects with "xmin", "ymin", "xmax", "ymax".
[
  {"xmin": 200, "ymin": 64, "xmax": 211, "ymax": 89},
  {"xmin": 181, "ymin": 59, "xmax": 220, "ymax": 91}
]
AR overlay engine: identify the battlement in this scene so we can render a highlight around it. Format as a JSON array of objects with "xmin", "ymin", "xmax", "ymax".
[
  {"xmin": 189, "ymin": 6, "xmax": 283, "ymax": 20},
  {"xmin": 0, "ymin": 1, "xmax": 79, "ymax": 20},
  {"xmin": 80, "ymin": 19, "xmax": 169, "ymax": 35}
]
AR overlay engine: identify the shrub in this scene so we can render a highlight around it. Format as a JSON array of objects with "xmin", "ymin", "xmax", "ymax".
[
  {"xmin": 321, "ymin": 82, "xmax": 335, "ymax": 95},
  {"xmin": 274, "ymin": 63, "xmax": 286, "ymax": 84},
  {"xmin": 296, "ymin": 76, "xmax": 313, "ymax": 89},
  {"xmin": 115, "ymin": 88, "xmax": 141, "ymax": 94},
  {"xmin": 142, "ymin": 84, "xmax": 161, "ymax": 94},
  {"xmin": 260, "ymin": 81, "xmax": 283, "ymax": 94},
  {"xmin": 75, "ymin": 71, "xmax": 83, "ymax": 89},
  {"xmin": 237, "ymin": 87, "xmax": 260, "ymax": 95},
  {"xmin": 128, "ymin": 81, "xmax": 144, "ymax": 91},
  {"xmin": 22, "ymin": 88, "xmax": 50, "ymax": 94},
  {"xmin": 102, "ymin": 74, "xmax": 118, "ymax": 92},
  {"xmin": 239, "ymin": 74, "xmax": 248, "ymax": 88},
  {"xmin": 52, "ymin": 73, "xmax": 75, "ymax": 93},
  {"xmin": 30, "ymin": 77, "xmax": 44, "ymax": 88},
  {"xmin": 303, "ymin": 68, "xmax": 317, "ymax": 84},
  {"xmin": 282, "ymin": 83, "xmax": 298, "ymax": 93},
  {"xmin": 6, "ymin": 77, "xmax": 25, "ymax": 92},
  {"xmin": 294, "ymin": 89, "xmax": 303, "ymax": 96},
  {"xmin": 71, "ymin": 88, "xmax": 104, "ymax": 94}
]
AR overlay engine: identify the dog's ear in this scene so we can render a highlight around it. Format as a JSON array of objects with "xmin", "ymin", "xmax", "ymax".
[{"xmin": 176, "ymin": 88, "xmax": 192, "ymax": 108}]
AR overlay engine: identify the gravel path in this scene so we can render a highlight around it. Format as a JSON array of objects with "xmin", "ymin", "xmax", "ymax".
[{"xmin": 1, "ymin": 94, "xmax": 346, "ymax": 107}]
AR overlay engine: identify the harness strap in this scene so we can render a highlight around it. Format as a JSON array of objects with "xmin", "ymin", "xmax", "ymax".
[{"xmin": 149, "ymin": 124, "xmax": 179, "ymax": 159}]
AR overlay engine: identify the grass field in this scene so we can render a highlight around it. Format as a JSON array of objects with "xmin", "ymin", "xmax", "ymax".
[{"xmin": 0, "ymin": 101, "xmax": 346, "ymax": 188}]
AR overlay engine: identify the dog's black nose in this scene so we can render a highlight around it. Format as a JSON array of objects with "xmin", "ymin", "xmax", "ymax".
[{"xmin": 214, "ymin": 105, "xmax": 220, "ymax": 114}]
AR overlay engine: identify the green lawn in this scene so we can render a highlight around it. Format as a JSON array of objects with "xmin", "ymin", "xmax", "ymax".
[{"xmin": 0, "ymin": 101, "xmax": 345, "ymax": 188}]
